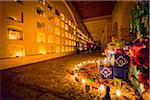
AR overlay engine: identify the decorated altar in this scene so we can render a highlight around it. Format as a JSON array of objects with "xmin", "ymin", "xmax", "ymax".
[{"xmin": 69, "ymin": 60, "xmax": 138, "ymax": 99}]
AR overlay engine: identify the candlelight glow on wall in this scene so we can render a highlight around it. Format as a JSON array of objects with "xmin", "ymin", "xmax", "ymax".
[
  {"xmin": 56, "ymin": 46, "xmax": 60, "ymax": 53},
  {"xmin": 8, "ymin": 29, "xmax": 23, "ymax": 40},
  {"xmin": 60, "ymin": 13, "xmax": 65, "ymax": 21},
  {"xmin": 55, "ymin": 17, "xmax": 60, "ymax": 26},
  {"xmin": 15, "ymin": 51, "xmax": 23, "ymax": 57},
  {"xmin": 9, "ymin": 33, "xmax": 17, "ymax": 40},
  {"xmin": 37, "ymin": 32, "xmax": 45, "ymax": 43},
  {"xmin": 8, "ymin": 45, "xmax": 25, "ymax": 57},
  {"xmin": 65, "ymin": 24, "xmax": 69, "ymax": 31},
  {"xmin": 48, "ymin": 35, "xmax": 54, "ymax": 43},
  {"xmin": 55, "ymin": 27, "xmax": 60, "ymax": 35},
  {"xmin": 61, "ymin": 21, "xmax": 65, "ymax": 28},
  {"xmin": 38, "ymin": 45, "xmax": 46, "ymax": 54},
  {"xmin": 55, "ymin": 36, "xmax": 60, "ymax": 44}
]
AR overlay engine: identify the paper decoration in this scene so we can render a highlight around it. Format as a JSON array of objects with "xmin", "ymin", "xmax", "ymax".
[
  {"xmin": 100, "ymin": 66, "xmax": 113, "ymax": 79},
  {"xmin": 115, "ymin": 55, "xmax": 128, "ymax": 67},
  {"xmin": 113, "ymin": 54, "xmax": 130, "ymax": 80},
  {"xmin": 114, "ymin": 54, "xmax": 130, "ymax": 69}
]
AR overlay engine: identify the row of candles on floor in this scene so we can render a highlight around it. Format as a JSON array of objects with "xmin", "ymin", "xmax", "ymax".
[
  {"xmin": 71, "ymin": 60, "xmax": 121, "ymax": 97},
  {"xmin": 73, "ymin": 58, "xmax": 112, "ymax": 70}
]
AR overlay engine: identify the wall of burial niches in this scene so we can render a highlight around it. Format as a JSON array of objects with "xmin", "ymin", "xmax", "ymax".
[{"xmin": 0, "ymin": 1, "xmax": 93, "ymax": 70}]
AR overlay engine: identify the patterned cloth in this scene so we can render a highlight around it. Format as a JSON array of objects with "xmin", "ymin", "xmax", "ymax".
[
  {"xmin": 99, "ymin": 66, "xmax": 113, "ymax": 79},
  {"xmin": 100, "ymin": 54, "xmax": 130, "ymax": 80},
  {"xmin": 113, "ymin": 54, "xmax": 130, "ymax": 80}
]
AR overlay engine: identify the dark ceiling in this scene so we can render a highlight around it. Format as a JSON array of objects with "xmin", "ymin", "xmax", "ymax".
[{"xmin": 71, "ymin": 1, "xmax": 116, "ymax": 19}]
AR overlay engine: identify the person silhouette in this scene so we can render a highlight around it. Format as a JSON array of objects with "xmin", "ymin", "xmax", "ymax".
[{"xmin": 103, "ymin": 86, "xmax": 111, "ymax": 100}]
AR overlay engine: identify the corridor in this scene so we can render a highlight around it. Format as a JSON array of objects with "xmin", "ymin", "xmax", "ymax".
[{"xmin": 0, "ymin": 0, "xmax": 149, "ymax": 100}]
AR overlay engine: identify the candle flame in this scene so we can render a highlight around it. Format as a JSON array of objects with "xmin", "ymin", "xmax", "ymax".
[
  {"xmin": 82, "ymin": 79, "xmax": 86, "ymax": 84},
  {"xmin": 116, "ymin": 89, "xmax": 121, "ymax": 96},
  {"xmin": 100, "ymin": 84, "xmax": 105, "ymax": 91}
]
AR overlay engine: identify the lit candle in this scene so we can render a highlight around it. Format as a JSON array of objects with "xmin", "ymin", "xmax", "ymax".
[
  {"xmin": 88, "ymin": 60, "xmax": 91, "ymax": 63},
  {"xmin": 82, "ymin": 79, "xmax": 86, "ymax": 84},
  {"xmin": 83, "ymin": 61, "xmax": 86, "ymax": 65},
  {"xmin": 92, "ymin": 60, "xmax": 95, "ymax": 63},
  {"xmin": 16, "ymin": 51, "xmax": 22, "ymax": 57},
  {"xmin": 116, "ymin": 89, "xmax": 121, "ymax": 97},
  {"xmin": 74, "ymin": 66, "xmax": 79, "ymax": 71},
  {"xmin": 73, "ymin": 73, "xmax": 78, "ymax": 78},
  {"xmin": 111, "ymin": 50, "xmax": 115, "ymax": 54},
  {"xmin": 100, "ymin": 84, "xmax": 105, "ymax": 91},
  {"xmin": 103, "ymin": 58, "xmax": 107, "ymax": 63},
  {"xmin": 82, "ymin": 79, "xmax": 86, "ymax": 95},
  {"xmin": 97, "ymin": 60, "xmax": 100, "ymax": 66},
  {"xmin": 78, "ymin": 63, "xmax": 82, "ymax": 67}
]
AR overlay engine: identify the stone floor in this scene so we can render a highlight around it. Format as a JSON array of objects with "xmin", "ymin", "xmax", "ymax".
[
  {"xmin": 0, "ymin": 52, "xmax": 102, "ymax": 100},
  {"xmin": 0, "ymin": 52, "xmax": 144, "ymax": 100}
]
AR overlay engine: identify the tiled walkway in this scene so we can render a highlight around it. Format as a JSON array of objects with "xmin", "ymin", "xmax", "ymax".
[{"xmin": 1, "ymin": 52, "xmax": 102, "ymax": 100}]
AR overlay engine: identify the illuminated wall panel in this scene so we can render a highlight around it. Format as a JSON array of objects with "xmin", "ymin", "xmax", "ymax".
[
  {"xmin": 47, "ymin": 46, "xmax": 52, "ymax": 54},
  {"xmin": 51, "ymin": 45, "xmax": 56, "ymax": 53},
  {"xmin": 61, "ymin": 46, "xmax": 65, "ymax": 52},
  {"xmin": 48, "ymin": 35, "xmax": 54, "ymax": 43},
  {"xmin": 61, "ymin": 21, "xmax": 65, "ymax": 29},
  {"xmin": 37, "ymin": 32, "xmax": 46, "ymax": 43},
  {"xmin": 38, "ymin": 45, "xmax": 46, "ymax": 54},
  {"xmin": 55, "ymin": 17, "xmax": 60, "ymax": 26},
  {"xmin": 61, "ymin": 38, "xmax": 65, "ymax": 45},
  {"xmin": 65, "ymin": 17, "xmax": 68, "ymax": 24},
  {"xmin": 0, "ymin": 1, "xmax": 94, "ymax": 70},
  {"xmin": 68, "ymin": 33, "xmax": 71, "ymax": 39},
  {"xmin": 8, "ymin": 45, "xmax": 25, "ymax": 57},
  {"xmin": 65, "ymin": 39, "xmax": 69, "ymax": 45},
  {"xmin": 69, "ymin": 46, "xmax": 71, "ymax": 52},
  {"xmin": 65, "ymin": 46, "xmax": 69, "ymax": 52},
  {"xmin": 68, "ymin": 20, "xmax": 71, "ymax": 26},
  {"xmin": 65, "ymin": 31, "xmax": 68, "ymax": 38},
  {"xmin": 8, "ymin": 28, "xmax": 23, "ymax": 40},
  {"xmin": 71, "ymin": 47, "xmax": 74, "ymax": 51},
  {"xmin": 56, "ymin": 45, "xmax": 60, "ymax": 53},
  {"xmin": 65, "ymin": 24, "xmax": 68, "ymax": 31},
  {"xmin": 55, "ymin": 36, "xmax": 60, "ymax": 44},
  {"xmin": 54, "ymin": 27, "xmax": 60, "ymax": 35},
  {"xmin": 61, "ymin": 30, "xmax": 65, "ymax": 37},
  {"xmin": 60, "ymin": 13, "xmax": 65, "ymax": 21}
]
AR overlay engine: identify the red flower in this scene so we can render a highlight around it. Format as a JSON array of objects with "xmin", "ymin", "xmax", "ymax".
[{"xmin": 130, "ymin": 45, "xmax": 149, "ymax": 67}]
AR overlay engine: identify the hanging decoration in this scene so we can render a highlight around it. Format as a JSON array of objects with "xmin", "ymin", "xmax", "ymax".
[{"xmin": 130, "ymin": 1, "xmax": 149, "ymax": 39}]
